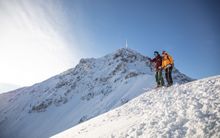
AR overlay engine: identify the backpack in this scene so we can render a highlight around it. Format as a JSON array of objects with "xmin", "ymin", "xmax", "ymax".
[{"xmin": 167, "ymin": 54, "xmax": 174, "ymax": 65}]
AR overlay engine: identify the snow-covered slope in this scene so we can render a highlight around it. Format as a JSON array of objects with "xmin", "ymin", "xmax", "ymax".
[
  {"xmin": 52, "ymin": 75, "xmax": 220, "ymax": 138},
  {"xmin": 0, "ymin": 48, "xmax": 191, "ymax": 138}
]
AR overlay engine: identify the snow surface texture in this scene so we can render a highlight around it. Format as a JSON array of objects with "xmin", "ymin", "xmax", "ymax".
[
  {"xmin": 0, "ymin": 48, "xmax": 191, "ymax": 138},
  {"xmin": 53, "ymin": 76, "xmax": 220, "ymax": 138}
]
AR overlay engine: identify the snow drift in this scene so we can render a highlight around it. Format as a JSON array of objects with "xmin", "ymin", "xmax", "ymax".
[
  {"xmin": 52, "ymin": 75, "xmax": 220, "ymax": 138},
  {"xmin": 0, "ymin": 48, "xmax": 191, "ymax": 138}
]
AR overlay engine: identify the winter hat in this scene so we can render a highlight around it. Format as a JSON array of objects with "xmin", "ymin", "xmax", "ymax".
[
  {"xmin": 162, "ymin": 51, "xmax": 167, "ymax": 55},
  {"xmin": 154, "ymin": 51, "xmax": 159, "ymax": 54}
]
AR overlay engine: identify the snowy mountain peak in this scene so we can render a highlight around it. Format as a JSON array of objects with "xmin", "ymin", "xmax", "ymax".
[
  {"xmin": 107, "ymin": 48, "xmax": 149, "ymax": 64},
  {"xmin": 112, "ymin": 48, "xmax": 145, "ymax": 58},
  {"xmin": 0, "ymin": 48, "xmax": 192, "ymax": 138}
]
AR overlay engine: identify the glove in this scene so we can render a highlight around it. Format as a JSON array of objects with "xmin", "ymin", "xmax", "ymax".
[
  {"xmin": 149, "ymin": 58, "xmax": 153, "ymax": 63},
  {"xmin": 166, "ymin": 64, "xmax": 172, "ymax": 68}
]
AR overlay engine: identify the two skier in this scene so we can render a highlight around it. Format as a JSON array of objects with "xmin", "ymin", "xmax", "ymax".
[{"xmin": 149, "ymin": 51, "xmax": 174, "ymax": 87}]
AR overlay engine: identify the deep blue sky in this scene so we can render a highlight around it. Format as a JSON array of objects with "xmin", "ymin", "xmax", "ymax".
[{"xmin": 62, "ymin": 0, "xmax": 220, "ymax": 79}]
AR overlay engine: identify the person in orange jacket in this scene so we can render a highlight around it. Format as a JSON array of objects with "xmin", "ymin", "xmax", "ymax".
[{"xmin": 162, "ymin": 51, "xmax": 174, "ymax": 86}]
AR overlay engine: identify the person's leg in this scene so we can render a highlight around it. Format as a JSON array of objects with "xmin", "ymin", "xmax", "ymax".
[
  {"xmin": 169, "ymin": 66, "xmax": 173, "ymax": 85},
  {"xmin": 165, "ymin": 68, "xmax": 169, "ymax": 85},
  {"xmin": 166, "ymin": 67, "xmax": 172, "ymax": 86},
  {"xmin": 158, "ymin": 70, "xmax": 164, "ymax": 86},
  {"xmin": 155, "ymin": 71, "xmax": 159, "ymax": 86}
]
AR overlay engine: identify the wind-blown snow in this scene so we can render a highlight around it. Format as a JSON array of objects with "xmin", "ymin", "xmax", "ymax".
[
  {"xmin": 0, "ymin": 48, "xmax": 191, "ymax": 138},
  {"xmin": 52, "ymin": 76, "xmax": 220, "ymax": 138}
]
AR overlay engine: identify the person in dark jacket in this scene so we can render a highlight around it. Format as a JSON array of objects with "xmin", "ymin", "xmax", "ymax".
[{"xmin": 148, "ymin": 51, "xmax": 164, "ymax": 87}]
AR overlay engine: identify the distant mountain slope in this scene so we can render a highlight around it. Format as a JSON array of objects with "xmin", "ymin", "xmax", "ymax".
[
  {"xmin": 0, "ymin": 83, "xmax": 20, "ymax": 94},
  {"xmin": 0, "ymin": 48, "xmax": 192, "ymax": 138},
  {"xmin": 52, "ymin": 75, "xmax": 220, "ymax": 138}
]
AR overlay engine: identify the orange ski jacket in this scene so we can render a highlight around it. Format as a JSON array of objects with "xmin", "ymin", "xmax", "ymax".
[{"xmin": 162, "ymin": 54, "xmax": 174, "ymax": 69}]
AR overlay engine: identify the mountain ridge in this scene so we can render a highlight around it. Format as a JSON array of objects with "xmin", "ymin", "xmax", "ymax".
[{"xmin": 0, "ymin": 48, "xmax": 192, "ymax": 138}]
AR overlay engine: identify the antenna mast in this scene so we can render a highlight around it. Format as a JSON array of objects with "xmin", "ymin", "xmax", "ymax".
[{"xmin": 125, "ymin": 40, "xmax": 128, "ymax": 49}]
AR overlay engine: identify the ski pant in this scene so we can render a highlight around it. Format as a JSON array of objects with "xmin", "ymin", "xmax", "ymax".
[
  {"xmin": 165, "ymin": 66, "xmax": 173, "ymax": 86},
  {"xmin": 155, "ymin": 70, "xmax": 164, "ymax": 87}
]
